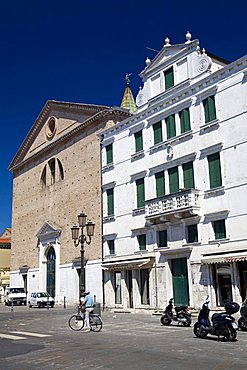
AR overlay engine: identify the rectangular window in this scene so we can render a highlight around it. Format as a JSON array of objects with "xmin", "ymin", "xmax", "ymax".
[
  {"xmin": 158, "ymin": 230, "xmax": 167, "ymax": 247},
  {"xmin": 136, "ymin": 178, "xmax": 145, "ymax": 208},
  {"xmin": 164, "ymin": 67, "xmax": 174, "ymax": 90},
  {"xmin": 134, "ymin": 130, "xmax": 143, "ymax": 153},
  {"xmin": 114, "ymin": 272, "xmax": 122, "ymax": 304},
  {"xmin": 137, "ymin": 234, "xmax": 146, "ymax": 251},
  {"xmin": 106, "ymin": 144, "xmax": 113, "ymax": 164},
  {"xmin": 153, "ymin": 121, "xmax": 163, "ymax": 145},
  {"xmin": 203, "ymin": 95, "xmax": 216, "ymax": 123},
  {"xmin": 108, "ymin": 240, "xmax": 115, "ymax": 255},
  {"xmin": 107, "ymin": 188, "xmax": 114, "ymax": 216},
  {"xmin": 182, "ymin": 161, "xmax": 195, "ymax": 189},
  {"xmin": 155, "ymin": 171, "xmax": 165, "ymax": 197},
  {"xmin": 208, "ymin": 152, "xmax": 222, "ymax": 189},
  {"xmin": 140, "ymin": 269, "xmax": 150, "ymax": 305},
  {"xmin": 166, "ymin": 115, "xmax": 176, "ymax": 139},
  {"xmin": 179, "ymin": 108, "xmax": 191, "ymax": 133},
  {"xmin": 187, "ymin": 224, "xmax": 198, "ymax": 243},
  {"xmin": 213, "ymin": 220, "xmax": 226, "ymax": 240},
  {"xmin": 168, "ymin": 166, "xmax": 179, "ymax": 193}
]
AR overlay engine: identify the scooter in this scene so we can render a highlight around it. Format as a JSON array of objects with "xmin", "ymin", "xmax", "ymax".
[
  {"xmin": 238, "ymin": 298, "xmax": 247, "ymax": 331},
  {"xmin": 193, "ymin": 296, "xmax": 239, "ymax": 341},
  {"xmin": 160, "ymin": 298, "xmax": 191, "ymax": 326}
]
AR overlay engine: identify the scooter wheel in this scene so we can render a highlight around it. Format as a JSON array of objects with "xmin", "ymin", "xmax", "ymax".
[
  {"xmin": 193, "ymin": 322, "xmax": 207, "ymax": 338},
  {"xmin": 238, "ymin": 317, "xmax": 247, "ymax": 331},
  {"xmin": 160, "ymin": 315, "xmax": 172, "ymax": 325},
  {"xmin": 183, "ymin": 317, "xmax": 192, "ymax": 327}
]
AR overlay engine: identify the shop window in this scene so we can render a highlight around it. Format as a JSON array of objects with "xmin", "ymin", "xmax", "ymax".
[{"xmin": 140, "ymin": 269, "xmax": 150, "ymax": 305}]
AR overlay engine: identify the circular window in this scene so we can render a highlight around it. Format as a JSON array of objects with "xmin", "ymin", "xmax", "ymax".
[{"xmin": 45, "ymin": 117, "xmax": 56, "ymax": 139}]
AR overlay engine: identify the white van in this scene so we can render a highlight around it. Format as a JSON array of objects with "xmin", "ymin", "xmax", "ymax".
[{"xmin": 4, "ymin": 287, "xmax": 27, "ymax": 306}]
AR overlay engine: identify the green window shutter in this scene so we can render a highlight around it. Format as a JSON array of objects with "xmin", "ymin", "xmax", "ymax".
[
  {"xmin": 138, "ymin": 234, "xmax": 146, "ymax": 251},
  {"xmin": 208, "ymin": 152, "xmax": 222, "ymax": 189},
  {"xmin": 158, "ymin": 230, "xmax": 167, "ymax": 247},
  {"xmin": 155, "ymin": 171, "xmax": 165, "ymax": 197},
  {"xmin": 106, "ymin": 144, "xmax": 113, "ymax": 164},
  {"xmin": 182, "ymin": 161, "xmax": 195, "ymax": 189},
  {"xmin": 108, "ymin": 240, "xmax": 115, "ymax": 255},
  {"xmin": 164, "ymin": 67, "xmax": 174, "ymax": 89},
  {"xmin": 135, "ymin": 130, "xmax": 143, "ymax": 153},
  {"xmin": 107, "ymin": 188, "xmax": 114, "ymax": 215},
  {"xmin": 213, "ymin": 220, "xmax": 226, "ymax": 240},
  {"xmin": 166, "ymin": 115, "xmax": 176, "ymax": 139},
  {"xmin": 168, "ymin": 166, "xmax": 179, "ymax": 193},
  {"xmin": 187, "ymin": 225, "xmax": 198, "ymax": 243},
  {"xmin": 136, "ymin": 178, "xmax": 145, "ymax": 208},
  {"xmin": 203, "ymin": 95, "xmax": 216, "ymax": 123},
  {"xmin": 180, "ymin": 108, "xmax": 191, "ymax": 133},
  {"xmin": 153, "ymin": 121, "xmax": 163, "ymax": 145}
]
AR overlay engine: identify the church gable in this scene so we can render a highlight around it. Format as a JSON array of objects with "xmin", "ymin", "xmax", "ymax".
[{"xmin": 9, "ymin": 100, "xmax": 109, "ymax": 171}]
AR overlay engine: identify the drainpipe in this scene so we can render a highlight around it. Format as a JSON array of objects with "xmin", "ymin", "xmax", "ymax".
[
  {"xmin": 154, "ymin": 253, "xmax": 158, "ymax": 312},
  {"xmin": 99, "ymin": 134, "xmax": 105, "ymax": 310}
]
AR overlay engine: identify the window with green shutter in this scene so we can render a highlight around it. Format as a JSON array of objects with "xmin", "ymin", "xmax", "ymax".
[
  {"xmin": 213, "ymin": 220, "xmax": 226, "ymax": 240},
  {"xmin": 158, "ymin": 230, "xmax": 167, "ymax": 247},
  {"xmin": 153, "ymin": 121, "xmax": 163, "ymax": 145},
  {"xmin": 137, "ymin": 234, "xmax": 146, "ymax": 251},
  {"xmin": 107, "ymin": 188, "xmax": 114, "ymax": 216},
  {"xmin": 168, "ymin": 166, "xmax": 179, "ymax": 193},
  {"xmin": 182, "ymin": 162, "xmax": 195, "ymax": 189},
  {"xmin": 179, "ymin": 108, "xmax": 191, "ymax": 133},
  {"xmin": 155, "ymin": 171, "xmax": 165, "ymax": 197},
  {"xmin": 166, "ymin": 115, "xmax": 176, "ymax": 139},
  {"xmin": 187, "ymin": 224, "xmax": 198, "ymax": 243},
  {"xmin": 106, "ymin": 143, "xmax": 113, "ymax": 164},
  {"xmin": 135, "ymin": 130, "xmax": 143, "ymax": 153},
  {"xmin": 207, "ymin": 152, "xmax": 222, "ymax": 189},
  {"xmin": 203, "ymin": 95, "xmax": 216, "ymax": 123},
  {"xmin": 136, "ymin": 178, "xmax": 145, "ymax": 208},
  {"xmin": 164, "ymin": 67, "xmax": 174, "ymax": 89},
  {"xmin": 108, "ymin": 240, "xmax": 115, "ymax": 255}
]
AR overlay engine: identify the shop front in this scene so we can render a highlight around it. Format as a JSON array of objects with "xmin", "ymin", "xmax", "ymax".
[{"xmin": 202, "ymin": 250, "xmax": 247, "ymax": 306}]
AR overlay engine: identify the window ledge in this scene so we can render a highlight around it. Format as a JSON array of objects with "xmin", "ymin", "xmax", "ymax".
[
  {"xmin": 131, "ymin": 151, "xmax": 145, "ymax": 162},
  {"xmin": 150, "ymin": 142, "xmax": 166, "ymax": 154},
  {"xmin": 208, "ymin": 238, "xmax": 230, "ymax": 245},
  {"xmin": 183, "ymin": 242, "xmax": 201, "ymax": 247},
  {"xmin": 204, "ymin": 186, "xmax": 225, "ymax": 197},
  {"xmin": 200, "ymin": 119, "xmax": 219, "ymax": 131},
  {"xmin": 132, "ymin": 208, "xmax": 145, "ymax": 216},
  {"xmin": 104, "ymin": 253, "xmax": 117, "ymax": 258},
  {"xmin": 102, "ymin": 163, "xmax": 114, "ymax": 173},
  {"xmin": 134, "ymin": 249, "xmax": 148, "ymax": 254},
  {"xmin": 103, "ymin": 215, "xmax": 116, "ymax": 223}
]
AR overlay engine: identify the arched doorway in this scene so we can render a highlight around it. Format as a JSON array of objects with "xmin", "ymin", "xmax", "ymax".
[{"xmin": 46, "ymin": 246, "xmax": 56, "ymax": 298}]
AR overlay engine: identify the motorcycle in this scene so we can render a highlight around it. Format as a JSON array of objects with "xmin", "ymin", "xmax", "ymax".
[
  {"xmin": 193, "ymin": 296, "xmax": 239, "ymax": 341},
  {"xmin": 238, "ymin": 298, "xmax": 247, "ymax": 331},
  {"xmin": 160, "ymin": 298, "xmax": 191, "ymax": 326}
]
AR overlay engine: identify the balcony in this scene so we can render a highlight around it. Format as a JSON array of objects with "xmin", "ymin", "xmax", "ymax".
[{"xmin": 145, "ymin": 189, "xmax": 200, "ymax": 224}]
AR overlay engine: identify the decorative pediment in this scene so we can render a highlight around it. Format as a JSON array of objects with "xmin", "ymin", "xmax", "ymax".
[
  {"xmin": 9, "ymin": 101, "xmax": 130, "ymax": 173},
  {"xmin": 36, "ymin": 221, "xmax": 61, "ymax": 240}
]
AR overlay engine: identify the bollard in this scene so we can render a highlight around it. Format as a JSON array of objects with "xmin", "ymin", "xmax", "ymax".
[
  {"xmin": 63, "ymin": 296, "xmax": 66, "ymax": 309},
  {"xmin": 11, "ymin": 298, "xmax": 14, "ymax": 312}
]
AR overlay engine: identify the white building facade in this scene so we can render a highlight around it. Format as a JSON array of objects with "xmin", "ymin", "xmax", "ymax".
[{"xmin": 101, "ymin": 33, "xmax": 247, "ymax": 311}]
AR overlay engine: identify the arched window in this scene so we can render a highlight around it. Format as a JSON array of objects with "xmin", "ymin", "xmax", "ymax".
[
  {"xmin": 40, "ymin": 158, "xmax": 64, "ymax": 188},
  {"xmin": 57, "ymin": 159, "xmax": 64, "ymax": 181},
  {"xmin": 41, "ymin": 166, "xmax": 47, "ymax": 187}
]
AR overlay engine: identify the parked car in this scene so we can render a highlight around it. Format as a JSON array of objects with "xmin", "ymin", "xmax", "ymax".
[
  {"xmin": 28, "ymin": 292, "xmax": 55, "ymax": 308},
  {"xmin": 4, "ymin": 287, "xmax": 27, "ymax": 306}
]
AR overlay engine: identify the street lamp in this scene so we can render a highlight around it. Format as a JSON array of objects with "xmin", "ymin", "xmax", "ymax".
[{"xmin": 71, "ymin": 212, "xmax": 95, "ymax": 298}]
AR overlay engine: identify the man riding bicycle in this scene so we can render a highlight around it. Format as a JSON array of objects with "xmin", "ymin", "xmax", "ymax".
[{"xmin": 79, "ymin": 291, "xmax": 94, "ymax": 332}]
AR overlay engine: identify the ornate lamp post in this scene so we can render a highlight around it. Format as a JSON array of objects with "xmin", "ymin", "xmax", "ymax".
[{"xmin": 71, "ymin": 212, "xmax": 95, "ymax": 298}]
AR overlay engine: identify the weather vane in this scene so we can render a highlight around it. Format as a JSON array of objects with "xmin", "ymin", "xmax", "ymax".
[{"xmin": 125, "ymin": 73, "xmax": 132, "ymax": 85}]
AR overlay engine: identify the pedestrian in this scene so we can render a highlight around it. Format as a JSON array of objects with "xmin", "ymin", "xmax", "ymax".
[{"xmin": 79, "ymin": 291, "xmax": 94, "ymax": 332}]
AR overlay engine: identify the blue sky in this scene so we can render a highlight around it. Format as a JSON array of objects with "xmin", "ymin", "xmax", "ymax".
[{"xmin": 0, "ymin": 0, "xmax": 246, "ymax": 234}]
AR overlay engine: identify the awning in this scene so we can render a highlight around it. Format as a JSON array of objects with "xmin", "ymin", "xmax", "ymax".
[
  {"xmin": 202, "ymin": 251, "xmax": 247, "ymax": 264},
  {"xmin": 102, "ymin": 258, "xmax": 153, "ymax": 270}
]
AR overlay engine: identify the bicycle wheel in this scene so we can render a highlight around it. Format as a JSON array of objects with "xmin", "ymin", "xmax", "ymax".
[
  {"xmin": 90, "ymin": 314, "xmax": 103, "ymax": 332},
  {"xmin": 68, "ymin": 315, "xmax": 84, "ymax": 331}
]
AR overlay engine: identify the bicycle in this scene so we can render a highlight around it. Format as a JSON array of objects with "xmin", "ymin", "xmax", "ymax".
[{"xmin": 68, "ymin": 305, "xmax": 103, "ymax": 332}]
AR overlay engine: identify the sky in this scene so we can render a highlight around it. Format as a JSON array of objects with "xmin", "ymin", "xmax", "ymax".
[{"xmin": 0, "ymin": 0, "xmax": 246, "ymax": 234}]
